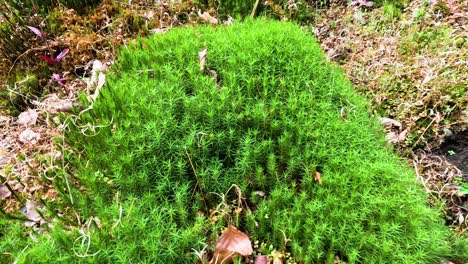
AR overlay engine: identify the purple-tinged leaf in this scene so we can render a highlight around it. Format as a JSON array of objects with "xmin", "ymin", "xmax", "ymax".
[
  {"xmin": 55, "ymin": 48, "xmax": 69, "ymax": 62},
  {"xmin": 52, "ymin": 73, "xmax": 66, "ymax": 85},
  {"xmin": 37, "ymin": 54, "xmax": 56, "ymax": 64},
  {"xmin": 27, "ymin": 26, "xmax": 44, "ymax": 38}
]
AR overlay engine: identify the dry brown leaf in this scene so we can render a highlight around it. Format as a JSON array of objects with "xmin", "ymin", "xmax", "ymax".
[
  {"xmin": 210, "ymin": 225, "xmax": 253, "ymax": 264},
  {"xmin": 21, "ymin": 200, "xmax": 43, "ymax": 227},
  {"xmin": 198, "ymin": 10, "xmax": 218, "ymax": 26},
  {"xmin": 17, "ymin": 109, "xmax": 38, "ymax": 127},
  {"xmin": 55, "ymin": 101, "xmax": 74, "ymax": 113},
  {"xmin": 379, "ymin": 117, "xmax": 402, "ymax": 129},
  {"xmin": 254, "ymin": 255, "xmax": 268, "ymax": 264},
  {"xmin": 314, "ymin": 170, "xmax": 322, "ymax": 185},
  {"xmin": 0, "ymin": 184, "xmax": 11, "ymax": 199},
  {"xmin": 18, "ymin": 128, "xmax": 40, "ymax": 144},
  {"xmin": 386, "ymin": 129, "xmax": 408, "ymax": 144},
  {"xmin": 198, "ymin": 48, "xmax": 207, "ymax": 72},
  {"xmin": 351, "ymin": 0, "xmax": 374, "ymax": 8}
]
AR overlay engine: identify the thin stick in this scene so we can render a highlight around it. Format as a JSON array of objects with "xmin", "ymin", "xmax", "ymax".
[
  {"xmin": 251, "ymin": 0, "xmax": 260, "ymax": 17},
  {"xmin": 185, "ymin": 148, "xmax": 207, "ymax": 209}
]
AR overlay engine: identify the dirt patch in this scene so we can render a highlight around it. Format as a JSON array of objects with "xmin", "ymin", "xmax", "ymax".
[{"xmin": 437, "ymin": 130, "xmax": 468, "ymax": 176}]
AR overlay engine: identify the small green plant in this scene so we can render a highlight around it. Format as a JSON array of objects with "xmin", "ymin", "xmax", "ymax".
[
  {"xmin": 454, "ymin": 177, "xmax": 468, "ymax": 195},
  {"xmin": 1, "ymin": 19, "xmax": 466, "ymax": 263},
  {"xmin": 383, "ymin": 3, "xmax": 402, "ymax": 19}
]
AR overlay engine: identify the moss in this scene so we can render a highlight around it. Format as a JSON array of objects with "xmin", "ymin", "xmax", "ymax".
[
  {"xmin": 0, "ymin": 73, "xmax": 43, "ymax": 115},
  {"xmin": 3, "ymin": 19, "xmax": 465, "ymax": 263}
]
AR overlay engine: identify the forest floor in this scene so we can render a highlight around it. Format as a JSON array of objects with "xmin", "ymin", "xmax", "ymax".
[{"xmin": 0, "ymin": 0, "xmax": 467, "ymax": 237}]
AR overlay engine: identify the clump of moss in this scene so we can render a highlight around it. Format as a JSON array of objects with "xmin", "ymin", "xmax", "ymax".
[{"xmin": 2, "ymin": 19, "xmax": 464, "ymax": 263}]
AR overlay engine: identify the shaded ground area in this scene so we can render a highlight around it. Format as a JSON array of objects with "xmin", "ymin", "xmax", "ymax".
[{"xmin": 438, "ymin": 130, "xmax": 468, "ymax": 175}]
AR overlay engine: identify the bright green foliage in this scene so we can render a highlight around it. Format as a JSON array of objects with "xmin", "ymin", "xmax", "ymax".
[
  {"xmin": 1, "ymin": 0, "xmax": 101, "ymax": 14},
  {"xmin": 2, "ymin": 19, "xmax": 464, "ymax": 263},
  {"xmin": 212, "ymin": 0, "xmax": 324, "ymax": 23}
]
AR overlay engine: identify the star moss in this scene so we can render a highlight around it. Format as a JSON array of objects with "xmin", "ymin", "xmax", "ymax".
[{"xmin": 3, "ymin": 19, "xmax": 465, "ymax": 263}]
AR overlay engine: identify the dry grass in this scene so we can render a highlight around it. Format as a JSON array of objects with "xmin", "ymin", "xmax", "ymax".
[{"xmin": 0, "ymin": 0, "xmax": 201, "ymax": 213}]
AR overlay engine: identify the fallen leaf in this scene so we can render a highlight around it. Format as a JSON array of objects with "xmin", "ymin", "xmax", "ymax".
[
  {"xmin": 351, "ymin": 0, "xmax": 374, "ymax": 8},
  {"xmin": 0, "ymin": 184, "xmax": 11, "ymax": 199},
  {"xmin": 17, "ymin": 109, "xmax": 38, "ymax": 127},
  {"xmin": 55, "ymin": 101, "xmax": 74, "ymax": 113},
  {"xmin": 210, "ymin": 226, "xmax": 253, "ymax": 264},
  {"xmin": 27, "ymin": 26, "xmax": 44, "ymax": 38},
  {"xmin": 198, "ymin": 10, "xmax": 218, "ymax": 25},
  {"xmin": 18, "ymin": 128, "xmax": 40, "ymax": 144},
  {"xmin": 197, "ymin": 210, "xmax": 205, "ymax": 216},
  {"xmin": 380, "ymin": 117, "xmax": 402, "ymax": 129},
  {"xmin": 253, "ymin": 191, "xmax": 265, "ymax": 197},
  {"xmin": 198, "ymin": 48, "xmax": 207, "ymax": 72},
  {"xmin": 254, "ymin": 255, "xmax": 268, "ymax": 264},
  {"xmin": 21, "ymin": 200, "xmax": 43, "ymax": 227},
  {"xmin": 386, "ymin": 129, "xmax": 408, "ymax": 144},
  {"xmin": 55, "ymin": 48, "xmax": 69, "ymax": 62},
  {"xmin": 314, "ymin": 169, "xmax": 322, "ymax": 184}
]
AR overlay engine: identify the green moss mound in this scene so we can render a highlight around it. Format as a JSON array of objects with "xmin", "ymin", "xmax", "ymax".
[{"xmin": 3, "ymin": 20, "xmax": 462, "ymax": 263}]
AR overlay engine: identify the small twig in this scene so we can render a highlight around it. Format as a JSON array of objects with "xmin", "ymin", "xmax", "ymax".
[
  {"xmin": 185, "ymin": 148, "xmax": 200, "ymax": 191},
  {"xmin": 125, "ymin": 197, "xmax": 136, "ymax": 222},
  {"xmin": 251, "ymin": 0, "xmax": 260, "ymax": 17},
  {"xmin": 413, "ymin": 160, "xmax": 430, "ymax": 193},
  {"xmin": 185, "ymin": 148, "xmax": 207, "ymax": 210},
  {"xmin": 112, "ymin": 192, "xmax": 123, "ymax": 229},
  {"xmin": 12, "ymin": 244, "xmax": 30, "ymax": 264},
  {"xmin": 412, "ymin": 117, "xmax": 436, "ymax": 148}
]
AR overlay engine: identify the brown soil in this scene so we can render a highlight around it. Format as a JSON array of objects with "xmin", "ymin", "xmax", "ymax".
[{"xmin": 437, "ymin": 130, "xmax": 468, "ymax": 176}]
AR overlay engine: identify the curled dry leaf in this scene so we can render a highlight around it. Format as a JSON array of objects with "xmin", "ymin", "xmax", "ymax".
[
  {"xmin": 55, "ymin": 101, "xmax": 74, "ymax": 113},
  {"xmin": 314, "ymin": 169, "xmax": 322, "ymax": 185},
  {"xmin": 18, "ymin": 128, "xmax": 40, "ymax": 144},
  {"xmin": 21, "ymin": 200, "xmax": 44, "ymax": 227},
  {"xmin": 351, "ymin": 0, "xmax": 374, "ymax": 8},
  {"xmin": 254, "ymin": 255, "xmax": 268, "ymax": 264},
  {"xmin": 210, "ymin": 225, "xmax": 253, "ymax": 264},
  {"xmin": 87, "ymin": 60, "xmax": 107, "ymax": 101},
  {"xmin": 253, "ymin": 191, "xmax": 265, "ymax": 197},
  {"xmin": 386, "ymin": 129, "xmax": 408, "ymax": 144},
  {"xmin": 0, "ymin": 184, "xmax": 11, "ymax": 199},
  {"xmin": 198, "ymin": 48, "xmax": 207, "ymax": 72},
  {"xmin": 198, "ymin": 10, "xmax": 218, "ymax": 26},
  {"xmin": 17, "ymin": 109, "xmax": 38, "ymax": 127},
  {"xmin": 27, "ymin": 26, "xmax": 44, "ymax": 38},
  {"xmin": 380, "ymin": 117, "xmax": 402, "ymax": 129}
]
